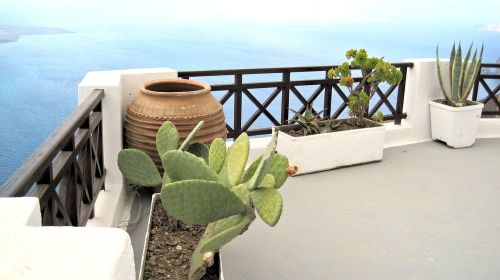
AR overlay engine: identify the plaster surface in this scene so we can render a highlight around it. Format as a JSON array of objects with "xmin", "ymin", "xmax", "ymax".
[{"xmin": 222, "ymin": 139, "xmax": 500, "ymax": 280}]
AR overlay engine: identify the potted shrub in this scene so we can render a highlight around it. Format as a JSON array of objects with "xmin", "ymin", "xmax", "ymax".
[
  {"xmin": 275, "ymin": 48, "xmax": 402, "ymax": 175},
  {"xmin": 430, "ymin": 42, "xmax": 484, "ymax": 148},
  {"xmin": 118, "ymin": 121, "xmax": 290, "ymax": 280}
]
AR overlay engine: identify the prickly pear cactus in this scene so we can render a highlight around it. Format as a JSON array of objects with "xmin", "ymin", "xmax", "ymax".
[{"xmin": 117, "ymin": 120, "xmax": 290, "ymax": 280}]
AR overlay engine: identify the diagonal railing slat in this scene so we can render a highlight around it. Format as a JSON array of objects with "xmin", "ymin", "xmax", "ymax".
[
  {"xmin": 179, "ymin": 63, "xmax": 414, "ymax": 138},
  {"xmin": 0, "ymin": 89, "xmax": 105, "ymax": 226}
]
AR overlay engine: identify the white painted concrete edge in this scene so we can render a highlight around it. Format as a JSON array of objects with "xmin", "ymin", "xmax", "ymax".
[
  {"xmin": 0, "ymin": 197, "xmax": 41, "ymax": 226},
  {"xmin": 78, "ymin": 68, "xmax": 178, "ymax": 228},
  {"xmin": 0, "ymin": 225, "xmax": 135, "ymax": 280}
]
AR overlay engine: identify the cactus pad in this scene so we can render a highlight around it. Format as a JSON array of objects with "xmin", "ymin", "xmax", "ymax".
[
  {"xmin": 161, "ymin": 179, "xmax": 247, "ymax": 225},
  {"xmin": 187, "ymin": 142, "xmax": 209, "ymax": 164},
  {"xmin": 250, "ymin": 188, "xmax": 283, "ymax": 226},
  {"xmin": 269, "ymin": 153, "xmax": 289, "ymax": 189},
  {"xmin": 199, "ymin": 213, "xmax": 252, "ymax": 253},
  {"xmin": 259, "ymin": 174, "xmax": 275, "ymax": 188},
  {"xmin": 208, "ymin": 138, "xmax": 226, "ymax": 173},
  {"xmin": 244, "ymin": 132, "xmax": 278, "ymax": 190},
  {"xmin": 226, "ymin": 141, "xmax": 249, "ymax": 186},
  {"xmin": 241, "ymin": 156, "xmax": 262, "ymax": 183},
  {"xmin": 179, "ymin": 121, "xmax": 205, "ymax": 151},
  {"xmin": 117, "ymin": 149, "xmax": 161, "ymax": 186},
  {"xmin": 156, "ymin": 121, "xmax": 179, "ymax": 158},
  {"xmin": 162, "ymin": 150, "xmax": 219, "ymax": 182},
  {"xmin": 231, "ymin": 184, "xmax": 250, "ymax": 205}
]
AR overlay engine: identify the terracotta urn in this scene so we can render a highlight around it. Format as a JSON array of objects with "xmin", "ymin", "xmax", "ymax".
[{"xmin": 124, "ymin": 78, "xmax": 227, "ymax": 170}]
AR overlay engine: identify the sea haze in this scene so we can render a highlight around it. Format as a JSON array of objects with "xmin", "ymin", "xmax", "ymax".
[{"xmin": 0, "ymin": 21, "xmax": 499, "ymax": 185}]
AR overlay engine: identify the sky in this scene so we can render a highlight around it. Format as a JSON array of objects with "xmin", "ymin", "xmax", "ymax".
[{"xmin": 0, "ymin": 0, "xmax": 499, "ymax": 31}]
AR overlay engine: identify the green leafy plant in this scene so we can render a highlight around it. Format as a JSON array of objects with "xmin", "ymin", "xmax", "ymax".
[
  {"xmin": 328, "ymin": 48, "xmax": 402, "ymax": 126},
  {"xmin": 289, "ymin": 106, "xmax": 323, "ymax": 135},
  {"xmin": 436, "ymin": 42, "xmax": 484, "ymax": 107},
  {"xmin": 118, "ymin": 121, "xmax": 290, "ymax": 280}
]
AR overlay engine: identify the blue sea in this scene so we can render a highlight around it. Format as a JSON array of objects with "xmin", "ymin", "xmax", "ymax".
[{"xmin": 0, "ymin": 21, "xmax": 499, "ymax": 185}]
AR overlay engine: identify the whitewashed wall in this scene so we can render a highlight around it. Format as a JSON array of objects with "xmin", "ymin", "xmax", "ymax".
[{"xmin": 78, "ymin": 68, "xmax": 178, "ymax": 227}]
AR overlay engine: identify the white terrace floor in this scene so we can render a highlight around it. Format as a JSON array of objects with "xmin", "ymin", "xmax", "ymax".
[{"xmin": 128, "ymin": 138, "xmax": 500, "ymax": 280}]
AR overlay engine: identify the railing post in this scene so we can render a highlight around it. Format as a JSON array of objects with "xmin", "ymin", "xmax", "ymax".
[
  {"xmin": 281, "ymin": 71, "xmax": 291, "ymax": 125},
  {"xmin": 234, "ymin": 74, "xmax": 243, "ymax": 138},
  {"xmin": 395, "ymin": 66, "xmax": 408, "ymax": 125},
  {"xmin": 324, "ymin": 70, "xmax": 332, "ymax": 118}
]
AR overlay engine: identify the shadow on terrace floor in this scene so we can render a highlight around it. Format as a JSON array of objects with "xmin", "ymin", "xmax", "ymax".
[{"xmin": 129, "ymin": 138, "xmax": 500, "ymax": 280}]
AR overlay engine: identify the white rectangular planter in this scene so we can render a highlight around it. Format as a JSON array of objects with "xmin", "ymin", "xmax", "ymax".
[
  {"xmin": 429, "ymin": 100, "xmax": 484, "ymax": 148},
  {"xmin": 275, "ymin": 120, "xmax": 385, "ymax": 175},
  {"xmin": 139, "ymin": 194, "xmax": 224, "ymax": 280}
]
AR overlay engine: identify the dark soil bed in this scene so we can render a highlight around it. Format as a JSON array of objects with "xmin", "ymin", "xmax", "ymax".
[
  {"xmin": 280, "ymin": 118, "xmax": 381, "ymax": 137},
  {"xmin": 143, "ymin": 200, "xmax": 219, "ymax": 280}
]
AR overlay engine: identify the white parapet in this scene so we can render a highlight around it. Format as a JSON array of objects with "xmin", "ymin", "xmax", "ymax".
[
  {"xmin": 0, "ymin": 226, "xmax": 135, "ymax": 280},
  {"xmin": 0, "ymin": 197, "xmax": 136, "ymax": 280},
  {"xmin": 78, "ymin": 68, "xmax": 178, "ymax": 227},
  {"xmin": 0, "ymin": 197, "xmax": 41, "ymax": 226}
]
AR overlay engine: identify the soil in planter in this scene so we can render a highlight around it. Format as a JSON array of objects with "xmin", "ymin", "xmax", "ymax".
[
  {"xmin": 283, "ymin": 119, "xmax": 380, "ymax": 137},
  {"xmin": 144, "ymin": 200, "xmax": 219, "ymax": 280}
]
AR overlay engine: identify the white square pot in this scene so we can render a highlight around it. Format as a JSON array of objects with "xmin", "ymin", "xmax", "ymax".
[
  {"xmin": 275, "ymin": 120, "xmax": 385, "ymax": 176},
  {"xmin": 429, "ymin": 100, "xmax": 484, "ymax": 148}
]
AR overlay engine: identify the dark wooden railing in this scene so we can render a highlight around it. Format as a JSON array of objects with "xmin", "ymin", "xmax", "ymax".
[
  {"xmin": 179, "ymin": 63, "xmax": 413, "ymax": 138},
  {"xmin": 472, "ymin": 63, "xmax": 500, "ymax": 117},
  {"xmin": 0, "ymin": 89, "xmax": 105, "ymax": 226}
]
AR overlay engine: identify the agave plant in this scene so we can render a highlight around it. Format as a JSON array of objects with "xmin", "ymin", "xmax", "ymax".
[
  {"xmin": 289, "ymin": 106, "xmax": 324, "ymax": 135},
  {"xmin": 117, "ymin": 121, "xmax": 290, "ymax": 280},
  {"xmin": 436, "ymin": 42, "xmax": 484, "ymax": 107}
]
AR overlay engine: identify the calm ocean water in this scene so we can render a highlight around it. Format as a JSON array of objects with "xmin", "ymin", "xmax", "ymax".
[{"xmin": 0, "ymin": 22, "xmax": 498, "ymax": 185}]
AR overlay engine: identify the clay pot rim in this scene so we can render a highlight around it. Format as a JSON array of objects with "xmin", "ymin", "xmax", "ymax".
[{"xmin": 141, "ymin": 78, "xmax": 211, "ymax": 97}]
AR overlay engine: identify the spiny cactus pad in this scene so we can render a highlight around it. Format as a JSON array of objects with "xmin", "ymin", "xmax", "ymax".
[
  {"xmin": 231, "ymin": 184, "xmax": 250, "ymax": 205},
  {"xmin": 250, "ymin": 188, "xmax": 283, "ymax": 226},
  {"xmin": 162, "ymin": 150, "xmax": 219, "ymax": 182},
  {"xmin": 117, "ymin": 149, "xmax": 161, "ymax": 186},
  {"xmin": 208, "ymin": 138, "xmax": 226, "ymax": 173},
  {"xmin": 218, "ymin": 133, "xmax": 249, "ymax": 187},
  {"xmin": 241, "ymin": 156, "xmax": 262, "ymax": 183},
  {"xmin": 268, "ymin": 153, "xmax": 289, "ymax": 189},
  {"xmin": 186, "ymin": 142, "xmax": 209, "ymax": 164},
  {"xmin": 188, "ymin": 247, "xmax": 206, "ymax": 280},
  {"xmin": 156, "ymin": 121, "xmax": 179, "ymax": 158},
  {"xmin": 161, "ymin": 179, "xmax": 247, "ymax": 225},
  {"xmin": 198, "ymin": 214, "xmax": 252, "ymax": 253},
  {"xmin": 244, "ymin": 132, "xmax": 278, "ymax": 190},
  {"xmin": 226, "ymin": 141, "xmax": 250, "ymax": 186},
  {"xmin": 259, "ymin": 174, "xmax": 275, "ymax": 188},
  {"xmin": 179, "ymin": 121, "xmax": 205, "ymax": 151}
]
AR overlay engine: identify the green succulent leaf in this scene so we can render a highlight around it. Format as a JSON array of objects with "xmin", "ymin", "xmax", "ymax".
[
  {"xmin": 161, "ymin": 179, "xmax": 246, "ymax": 225},
  {"xmin": 218, "ymin": 133, "xmax": 249, "ymax": 187},
  {"xmin": 232, "ymin": 183, "xmax": 251, "ymax": 205},
  {"xmin": 259, "ymin": 174, "xmax": 275, "ymax": 188},
  {"xmin": 117, "ymin": 149, "xmax": 161, "ymax": 187},
  {"xmin": 162, "ymin": 150, "xmax": 218, "ymax": 183},
  {"xmin": 198, "ymin": 214, "xmax": 252, "ymax": 253},
  {"xmin": 208, "ymin": 138, "xmax": 226, "ymax": 173},
  {"xmin": 250, "ymin": 188, "xmax": 283, "ymax": 227},
  {"xmin": 268, "ymin": 153, "xmax": 289, "ymax": 189},
  {"xmin": 245, "ymin": 132, "xmax": 278, "ymax": 191},
  {"xmin": 187, "ymin": 142, "xmax": 209, "ymax": 164},
  {"xmin": 156, "ymin": 121, "xmax": 180, "ymax": 159},
  {"xmin": 241, "ymin": 156, "xmax": 262, "ymax": 184},
  {"xmin": 179, "ymin": 121, "xmax": 205, "ymax": 151},
  {"xmin": 189, "ymin": 246, "xmax": 207, "ymax": 280},
  {"xmin": 162, "ymin": 172, "xmax": 171, "ymax": 187}
]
